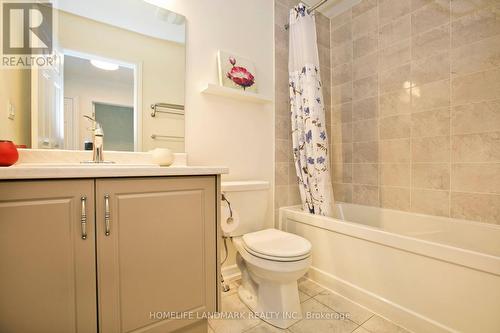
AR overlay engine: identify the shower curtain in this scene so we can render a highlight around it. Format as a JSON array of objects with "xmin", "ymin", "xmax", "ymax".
[{"xmin": 288, "ymin": 3, "xmax": 334, "ymax": 216}]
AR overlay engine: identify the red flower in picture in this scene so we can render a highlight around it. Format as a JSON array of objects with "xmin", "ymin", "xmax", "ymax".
[{"xmin": 226, "ymin": 58, "xmax": 255, "ymax": 90}]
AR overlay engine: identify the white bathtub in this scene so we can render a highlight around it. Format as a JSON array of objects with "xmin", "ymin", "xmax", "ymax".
[{"xmin": 279, "ymin": 204, "xmax": 500, "ymax": 333}]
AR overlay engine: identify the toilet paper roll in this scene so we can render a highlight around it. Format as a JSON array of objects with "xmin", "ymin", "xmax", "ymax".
[{"xmin": 221, "ymin": 201, "xmax": 240, "ymax": 236}]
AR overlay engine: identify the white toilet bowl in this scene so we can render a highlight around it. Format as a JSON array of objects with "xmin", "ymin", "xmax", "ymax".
[{"xmin": 233, "ymin": 228, "xmax": 312, "ymax": 329}]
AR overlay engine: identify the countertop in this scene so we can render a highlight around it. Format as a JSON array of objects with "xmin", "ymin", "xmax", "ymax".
[{"xmin": 0, "ymin": 164, "xmax": 229, "ymax": 180}]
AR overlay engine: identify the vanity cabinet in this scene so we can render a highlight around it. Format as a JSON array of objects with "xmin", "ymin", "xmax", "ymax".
[
  {"xmin": 0, "ymin": 176, "xmax": 218, "ymax": 333},
  {"xmin": 0, "ymin": 180, "xmax": 97, "ymax": 333}
]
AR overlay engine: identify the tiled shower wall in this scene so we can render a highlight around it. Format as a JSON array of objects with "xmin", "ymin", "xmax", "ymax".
[
  {"xmin": 330, "ymin": 0, "xmax": 500, "ymax": 224},
  {"xmin": 274, "ymin": 0, "xmax": 332, "ymax": 220}
]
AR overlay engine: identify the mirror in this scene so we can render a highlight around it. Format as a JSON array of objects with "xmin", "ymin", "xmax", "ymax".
[{"xmin": 0, "ymin": 0, "xmax": 186, "ymax": 152}]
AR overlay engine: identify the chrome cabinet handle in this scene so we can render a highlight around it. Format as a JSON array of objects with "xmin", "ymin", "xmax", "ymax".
[
  {"xmin": 80, "ymin": 196, "xmax": 87, "ymax": 240},
  {"xmin": 104, "ymin": 195, "xmax": 111, "ymax": 236}
]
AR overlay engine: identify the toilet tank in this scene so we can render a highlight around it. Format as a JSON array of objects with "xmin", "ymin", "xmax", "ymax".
[{"xmin": 221, "ymin": 181, "xmax": 271, "ymax": 237}]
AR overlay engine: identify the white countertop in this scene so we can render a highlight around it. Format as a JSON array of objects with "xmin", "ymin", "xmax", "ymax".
[{"xmin": 0, "ymin": 164, "xmax": 229, "ymax": 180}]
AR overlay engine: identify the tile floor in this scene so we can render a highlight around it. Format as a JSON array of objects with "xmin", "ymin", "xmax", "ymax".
[{"xmin": 208, "ymin": 278, "xmax": 411, "ymax": 333}]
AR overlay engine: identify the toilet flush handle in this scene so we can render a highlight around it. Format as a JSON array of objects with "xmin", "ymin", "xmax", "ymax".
[{"xmin": 221, "ymin": 193, "xmax": 234, "ymax": 224}]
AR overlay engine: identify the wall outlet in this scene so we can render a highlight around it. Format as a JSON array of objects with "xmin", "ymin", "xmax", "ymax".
[{"xmin": 7, "ymin": 101, "xmax": 15, "ymax": 120}]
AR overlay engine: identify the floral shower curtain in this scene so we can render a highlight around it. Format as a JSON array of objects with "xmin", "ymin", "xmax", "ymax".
[{"xmin": 288, "ymin": 3, "xmax": 334, "ymax": 216}]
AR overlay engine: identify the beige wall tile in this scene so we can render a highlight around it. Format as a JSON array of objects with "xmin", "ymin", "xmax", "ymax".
[
  {"xmin": 412, "ymin": 136, "xmax": 450, "ymax": 162},
  {"xmin": 353, "ymin": 119, "xmax": 378, "ymax": 142},
  {"xmin": 411, "ymin": 52, "xmax": 450, "ymax": 86},
  {"xmin": 353, "ymin": 74, "xmax": 378, "ymax": 100},
  {"xmin": 380, "ymin": 114, "xmax": 411, "ymax": 139},
  {"xmin": 288, "ymin": 185, "xmax": 302, "ymax": 205},
  {"xmin": 353, "ymin": 163, "xmax": 379, "ymax": 185},
  {"xmin": 275, "ymin": 139, "xmax": 290, "ymax": 163},
  {"xmin": 380, "ymin": 139, "xmax": 411, "ymax": 163},
  {"xmin": 331, "ymin": 9, "xmax": 352, "ymax": 30},
  {"xmin": 275, "ymin": 162, "xmax": 289, "ymax": 186},
  {"xmin": 380, "ymin": 63, "xmax": 411, "ymax": 94},
  {"xmin": 275, "ymin": 185, "xmax": 289, "ymax": 208},
  {"xmin": 452, "ymin": 132, "xmax": 500, "ymax": 162},
  {"xmin": 352, "ymin": 0, "xmax": 377, "ymax": 18},
  {"xmin": 332, "ymin": 62, "xmax": 353, "ymax": 86},
  {"xmin": 333, "ymin": 183, "xmax": 353, "ymax": 202},
  {"xmin": 332, "ymin": 143, "xmax": 353, "ymax": 164},
  {"xmin": 318, "ymin": 44, "xmax": 331, "ymax": 69},
  {"xmin": 353, "ymin": 32, "xmax": 378, "ymax": 59},
  {"xmin": 412, "ymin": 24, "xmax": 450, "ymax": 60},
  {"xmin": 411, "ymin": 0, "xmax": 434, "ymax": 11},
  {"xmin": 332, "ymin": 122, "xmax": 353, "ymax": 144},
  {"xmin": 380, "ymin": 163, "xmax": 411, "ymax": 187},
  {"xmin": 411, "ymin": 189, "xmax": 450, "ymax": 216},
  {"xmin": 276, "ymin": 115, "xmax": 291, "ymax": 140},
  {"xmin": 275, "ymin": 2, "xmax": 291, "ymax": 28},
  {"xmin": 332, "ymin": 22, "xmax": 352, "ymax": 45},
  {"xmin": 379, "ymin": 89, "xmax": 412, "ymax": 117},
  {"xmin": 451, "ymin": 4, "xmax": 500, "ymax": 48},
  {"xmin": 353, "ymin": 185, "xmax": 380, "ymax": 206},
  {"xmin": 451, "ymin": 35, "xmax": 500, "ymax": 76},
  {"xmin": 451, "ymin": 192, "xmax": 500, "ymax": 224},
  {"xmin": 379, "ymin": 39, "xmax": 411, "ymax": 72},
  {"xmin": 380, "ymin": 186, "xmax": 411, "ymax": 210},
  {"xmin": 332, "ymin": 41, "xmax": 353, "ymax": 67},
  {"xmin": 316, "ymin": 14, "xmax": 331, "ymax": 48},
  {"xmin": 353, "ymin": 7, "xmax": 378, "ymax": 39},
  {"xmin": 451, "ymin": 0, "xmax": 497, "ymax": 18},
  {"xmin": 411, "ymin": 0, "xmax": 450, "ymax": 35},
  {"xmin": 379, "ymin": 0, "xmax": 411, "ymax": 26},
  {"xmin": 452, "ymin": 68, "xmax": 500, "ymax": 105},
  {"xmin": 289, "ymin": 162, "xmax": 298, "ymax": 183},
  {"xmin": 353, "ymin": 141, "xmax": 379, "ymax": 163},
  {"xmin": 332, "ymin": 102, "xmax": 353, "ymax": 124},
  {"xmin": 412, "ymin": 163, "xmax": 450, "ymax": 190},
  {"xmin": 379, "ymin": 14, "xmax": 411, "ymax": 49},
  {"xmin": 332, "ymin": 163, "xmax": 353, "ymax": 183},
  {"xmin": 332, "ymin": 82, "xmax": 353, "ymax": 105},
  {"xmin": 353, "ymin": 97, "xmax": 378, "ymax": 120},
  {"xmin": 411, "ymin": 108, "xmax": 450, "ymax": 137},
  {"xmin": 452, "ymin": 163, "xmax": 500, "ymax": 194},
  {"xmin": 353, "ymin": 52, "xmax": 378, "ymax": 81},
  {"xmin": 452, "ymin": 100, "xmax": 500, "ymax": 135},
  {"xmin": 411, "ymin": 79, "xmax": 450, "ymax": 112}
]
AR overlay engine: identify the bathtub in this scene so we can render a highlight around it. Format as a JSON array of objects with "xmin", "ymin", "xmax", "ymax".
[{"xmin": 279, "ymin": 204, "xmax": 500, "ymax": 333}]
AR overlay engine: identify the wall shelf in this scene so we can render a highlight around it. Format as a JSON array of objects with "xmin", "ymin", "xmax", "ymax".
[{"xmin": 201, "ymin": 84, "xmax": 272, "ymax": 104}]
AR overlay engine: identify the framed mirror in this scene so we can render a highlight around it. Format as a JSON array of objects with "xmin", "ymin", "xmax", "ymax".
[{"xmin": 0, "ymin": 0, "xmax": 186, "ymax": 152}]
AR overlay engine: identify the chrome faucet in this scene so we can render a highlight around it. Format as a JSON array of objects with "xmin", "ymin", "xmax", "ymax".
[{"xmin": 82, "ymin": 116, "xmax": 114, "ymax": 164}]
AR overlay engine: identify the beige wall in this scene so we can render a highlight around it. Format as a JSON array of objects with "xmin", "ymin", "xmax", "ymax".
[
  {"xmin": 0, "ymin": 69, "xmax": 31, "ymax": 146},
  {"xmin": 161, "ymin": 0, "xmax": 275, "ymax": 268},
  {"xmin": 274, "ymin": 0, "xmax": 332, "ymax": 221},
  {"xmin": 58, "ymin": 10, "xmax": 186, "ymax": 152},
  {"xmin": 329, "ymin": 0, "xmax": 500, "ymax": 224}
]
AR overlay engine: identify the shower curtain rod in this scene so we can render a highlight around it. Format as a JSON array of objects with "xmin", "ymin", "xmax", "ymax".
[{"xmin": 284, "ymin": 0, "xmax": 329, "ymax": 30}]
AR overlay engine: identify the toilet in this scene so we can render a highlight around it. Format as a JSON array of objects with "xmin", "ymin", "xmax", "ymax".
[{"xmin": 221, "ymin": 181, "xmax": 312, "ymax": 329}]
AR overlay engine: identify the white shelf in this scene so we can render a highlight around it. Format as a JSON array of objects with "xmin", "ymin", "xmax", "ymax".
[{"xmin": 201, "ymin": 84, "xmax": 272, "ymax": 104}]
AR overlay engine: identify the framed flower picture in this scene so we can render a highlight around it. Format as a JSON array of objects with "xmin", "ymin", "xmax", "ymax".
[{"xmin": 217, "ymin": 50, "xmax": 258, "ymax": 93}]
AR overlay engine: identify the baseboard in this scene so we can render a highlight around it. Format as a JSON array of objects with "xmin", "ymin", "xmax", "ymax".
[
  {"xmin": 221, "ymin": 264, "xmax": 241, "ymax": 282},
  {"xmin": 307, "ymin": 266, "xmax": 456, "ymax": 333}
]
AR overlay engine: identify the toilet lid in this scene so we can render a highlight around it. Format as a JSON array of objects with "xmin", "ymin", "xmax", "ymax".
[{"xmin": 242, "ymin": 229, "xmax": 311, "ymax": 259}]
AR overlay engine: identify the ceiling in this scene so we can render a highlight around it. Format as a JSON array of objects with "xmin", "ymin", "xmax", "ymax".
[
  {"xmin": 64, "ymin": 55, "xmax": 134, "ymax": 87},
  {"xmin": 302, "ymin": 0, "xmax": 361, "ymax": 18}
]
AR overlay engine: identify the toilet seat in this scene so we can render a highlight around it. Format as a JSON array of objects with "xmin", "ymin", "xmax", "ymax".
[{"xmin": 242, "ymin": 229, "xmax": 311, "ymax": 262}]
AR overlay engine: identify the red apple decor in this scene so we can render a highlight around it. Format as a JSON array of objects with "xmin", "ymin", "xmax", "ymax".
[
  {"xmin": 226, "ymin": 57, "xmax": 255, "ymax": 90},
  {"xmin": 0, "ymin": 141, "xmax": 19, "ymax": 166}
]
